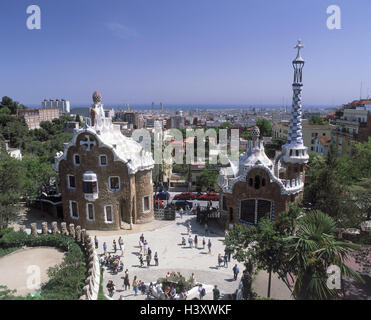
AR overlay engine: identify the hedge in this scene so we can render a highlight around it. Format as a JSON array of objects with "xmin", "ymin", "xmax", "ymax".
[{"xmin": 0, "ymin": 230, "xmax": 87, "ymax": 300}]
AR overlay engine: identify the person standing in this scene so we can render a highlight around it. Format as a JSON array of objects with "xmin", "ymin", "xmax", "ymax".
[
  {"xmin": 223, "ymin": 252, "xmax": 228, "ymax": 268},
  {"xmin": 154, "ymin": 252, "xmax": 159, "ymax": 266},
  {"xmin": 103, "ymin": 242, "xmax": 107, "ymax": 255},
  {"xmin": 146, "ymin": 254, "xmax": 151, "ymax": 267},
  {"xmin": 143, "ymin": 240, "xmax": 148, "ymax": 255},
  {"xmin": 118, "ymin": 236, "xmax": 123, "ymax": 251},
  {"xmin": 94, "ymin": 236, "xmax": 98, "ymax": 249},
  {"xmin": 139, "ymin": 254, "xmax": 144, "ymax": 267},
  {"xmin": 213, "ymin": 285, "xmax": 220, "ymax": 300},
  {"xmin": 188, "ymin": 235, "xmax": 193, "ymax": 248},
  {"xmin": 194, "ymin": 235, "xmax": 198, "ymax": 248},
  {"xmin": 207, "ymin": 239, "xmax": 212, "ymax": 254},
  {"xmin": 198, "ymin": 284, "xmax": 206, "ymax": 300},
  {"xmin": 113, "ymin": 239, "xmax": 117, "ymax": 253},
  {"xmin": 202, "ymin": 238, "xmax": 206, "ymax": 249},
  {"xmin": 179, "ymin": 207, "xmax": 184, "ymax": 219},
  {"xmin": 133, "ymin": 276, "xmax": 138, "ymax": 296},
  {"xmin": 148, "ymin": 247, "xmax": 152, "ymax": 260},
  {"xmin": 139, "ymin": 239, "xmax": 143, "ymax": 254},
  {"xmin": 123, "ymin": 271, "xmax": 130, "ymax": 290},
  {"xmin": 218, "ymin": 253, "xmax": 223, "ymax": 268},
  {"xmin": 233, "ymin": 264, "xmax": 240, "ymax": 280}
]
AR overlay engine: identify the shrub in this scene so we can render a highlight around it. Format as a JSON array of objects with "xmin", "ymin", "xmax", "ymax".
[{"xmin": 0, "ymin": 230, "xmax": 87, "ymax": 300}]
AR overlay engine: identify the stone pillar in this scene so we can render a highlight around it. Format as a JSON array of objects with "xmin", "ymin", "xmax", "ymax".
[
  {"xmin": 51, "ymin": 222, "xmax": 59, "ymax": 234},
  {"xmin": 41, "ymin": 222, "xmax": 48, "ymax": 235},
  {"xmin": 61, "ymin": 222, "xmax": 69, "ymax": 236},
  {"xmin": 69, "ymin": 224, "xmax": 75, "ymax": 238},
  {"xmin": 75, "ymin": 226, "xmax": 81, "ymax": 243},
  {"xmin": 81, "ymin": 229, "xmax": 86, "ymax": 245},
  {"xmin": 30, "ymin": 223, "xmax": 38, "ymax": 236}
]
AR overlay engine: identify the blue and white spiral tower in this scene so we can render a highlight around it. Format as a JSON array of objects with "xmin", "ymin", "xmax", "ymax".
[{"xmin": 282, "ymin": 40, "xmax": 309, "ymax": 166}]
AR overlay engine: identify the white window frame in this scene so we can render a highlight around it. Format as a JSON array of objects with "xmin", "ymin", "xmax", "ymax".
[
  {"xmin": 69, "ymin": 200, "xmax": 79, "ymax": 219},
  {"xmin": 86, "ymin": 203, "xmax": 95, "ymax": 221},
  {"xmin": 142, "ymin": 195, "xmax": 151, "ymax": 213},
  {"xmin": 67, "ymin": 175, "xmax": 76, "ymax": 190},
  {"xmin": 99, "ymin": 154, "xmax": 108, "ymax": 167},
  {"xmin": 104, "ymin": 205, "xmax": 114, "ymax": 224},
  {"xmin": 108, "ymin": 176, "xmax": 121, "ymax": 192},
  {"xmin": 73, "ymin": 154, "xmax": 80, "ymax": 166}
]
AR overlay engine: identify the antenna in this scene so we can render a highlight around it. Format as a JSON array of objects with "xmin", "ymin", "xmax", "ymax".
[{"xmin": 360, "ymin": 81, "xmax": 363, "ymax": 100}]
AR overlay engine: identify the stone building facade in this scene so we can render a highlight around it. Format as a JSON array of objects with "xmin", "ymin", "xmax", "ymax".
[
  {"xmin": 55, "ymin": 91, "xmax": 154, "ymax": 230},
  {"xmin": 217, "ymin": 41, "xmax": 309, "ymax": 229}
]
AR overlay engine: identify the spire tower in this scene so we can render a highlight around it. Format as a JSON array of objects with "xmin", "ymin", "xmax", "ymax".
[{"xmin": 282, "ymin": 40, "xmax": 309, "ymax": 165}]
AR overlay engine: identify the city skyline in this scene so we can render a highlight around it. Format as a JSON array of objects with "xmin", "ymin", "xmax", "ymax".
[{"xmin": 1, "ymin": 0, "xmax": 371, "ymax": 106}]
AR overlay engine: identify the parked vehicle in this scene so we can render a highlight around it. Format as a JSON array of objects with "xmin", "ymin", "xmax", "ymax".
[
  {"xmin": 173, "ymin": 192, "xmax": 196, "ymax": 200},
  {"xmin": 155, "ymin": 191, "xmax": 170, "ymax": 200},
  {"xmin": 174, "ymin": 200, "xmax": 193, "ymax": 209},
  {"xmin": 154, "ymin": 200, "xmax": 166, "ymax": 208},
  {"xmin": 198, "ymin": 192, "xmax": 220, "ymax": 201}
]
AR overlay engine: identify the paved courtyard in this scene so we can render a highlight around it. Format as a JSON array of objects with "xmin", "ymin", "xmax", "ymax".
[
  {"xmin": 93, "ymin": 214, "xmax": 292, "ymax": 300},
  {"xmin": 0, "ymin": 247, "xmax": 65, "ymax": 296}
]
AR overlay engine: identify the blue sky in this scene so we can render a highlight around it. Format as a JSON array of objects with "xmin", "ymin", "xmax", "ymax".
[{"xmin": 1, "ymin": 0, "xmax": 371, "ymax": 106}]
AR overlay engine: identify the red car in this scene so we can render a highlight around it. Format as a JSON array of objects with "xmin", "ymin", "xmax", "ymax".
[
  {"xmin": 173, "ymin": 192, "xmax": 197, "ymax": 200},
  {"xmin": 198, "ymin": 192, "xmax": 220, "ymax": 201},
  {"xmin": 154, "ymin": 200, "xmax": 165, "ymax": 208}
]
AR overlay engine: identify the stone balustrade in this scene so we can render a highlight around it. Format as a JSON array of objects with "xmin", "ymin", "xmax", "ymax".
[{"xmin": 21, "ymin": 221, "xmax": 100, "ymax": 300}]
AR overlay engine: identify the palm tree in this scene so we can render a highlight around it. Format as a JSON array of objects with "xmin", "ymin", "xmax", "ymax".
[{"xmin": 286, "ymin": 210, "xmax": 363, "ymax": 300}]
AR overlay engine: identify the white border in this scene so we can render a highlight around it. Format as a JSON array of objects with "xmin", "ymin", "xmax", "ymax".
[
  {"xmin": 69, "ymin": 200, "xmax": 79, "ymax": 219},
  {"xmin": 67, "ymin": 174, "xmax": 76, "ymax": 190},
  {"xmin": 99, "ymin": 154, "xmax": 108, "ymax": 167},
  {"xmin": 73, "ymin": 154, "xmax": 80, "ymax": 166},
  {"xmin": 86, "ymin": 203, "xmax": 95, "ymax": 221},
  {"xmin": 104, "ymin": 205, "xmax": 114, "ymax": 223},
  {"xmin": 142, "ymin": 195, "xmax": 151, "ymax": 213},
  {"xmin": 108, "ymin": 176, "xmax": 121, "ymax": 192}
]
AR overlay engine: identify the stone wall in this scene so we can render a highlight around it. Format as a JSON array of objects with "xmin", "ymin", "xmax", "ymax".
[
  {"xmin": 58, "ymin": 132, "xmax": 153, "ymax": 230},
  {"xmin": 28, "ymin": 221, "xmax": 100, "ymax": 300},
  {"xmin": 221, "ymin": 167, "xmax": 296, "ymax": 229}
]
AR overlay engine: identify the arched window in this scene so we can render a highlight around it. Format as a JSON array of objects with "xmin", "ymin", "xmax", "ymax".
[
  {"xmin": 254, "ymin": 176, "xmax": 260, "ymax": 189},
  {"xmin": 249, "ymin": 178, "xmax": 253, "ymax": 187}
]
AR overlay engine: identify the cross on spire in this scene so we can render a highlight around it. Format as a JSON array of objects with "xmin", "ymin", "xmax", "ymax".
[
  {"xmin": 294, "ymin": 39, "xmax": 304, "ymax": 60},
  {"xmin": 80, "ymin": 135, "xmax": 96, "ymax": 151}
]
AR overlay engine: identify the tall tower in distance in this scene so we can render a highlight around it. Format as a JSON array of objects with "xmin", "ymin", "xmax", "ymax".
[
  {"xmin": 160, "ymin": 102, "xmax": 163, "ymax": 111},
  {"xmin": 282, "ymin": 40, "xmax": 309, "ymax": 181},
  {"xmin": 152, "ymin": 102, "xmax": 155, "ymax": 111}
]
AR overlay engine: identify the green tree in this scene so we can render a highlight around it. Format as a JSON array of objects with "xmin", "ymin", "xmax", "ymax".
[
  {"xmin": 0, "ymin": 150, "xmax": 24, "ymax": 229},
  {"xmin": 22, "ymin": 155, "xmax": 56, "ymax": 199},
  {"xmin": 256, "ymin": 118, "xmax": 272, "ymax": 137},
  {"xmin": 199, "ymin": 169, "xmax": 218, "ymax": 191},
  {"xmin": 309, "ymin": 115, "xmax": 327, "ymax": 125},
  {"xmin": 286, "ymin": 210, "xmax": 362, "ymax": 300}
]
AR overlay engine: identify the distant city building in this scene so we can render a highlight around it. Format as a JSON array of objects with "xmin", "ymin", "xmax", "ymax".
[
  {"xmin": 114, "ymin": 110, "xmax": 142, "ymax": 129},
  {"xmin": 64, "ymin": 121, "xmax": 80, "ymax": 133},
  {"xmin": 3, "ymin": 140, "xmax": 22, "ymax": 160},
  {"xmin": 42, "ymin": 99, "xmax": 70, "ymax": 113},
  {"xmin": 17, "ymin": 108, "xmax": 60, "ymax": 130},
  {"xmin": 331, "ymin": 100, "xmax": 371, "ymax": 156},
  {"xmin": 314, "ymin": 136, "xmax": 331, "ymax": 155},
  {"xmin": 55, "ymin": 91, "xmax": 154, "ymax": 231},
  {"xmin": 273, "ymin": 120, "xmax": 333, "ymax": 152},
  {"xmin": 218, "ymin": 40, "xmax": 309, "ymax": 230},
  {"xmin": 170, "ymin": 111, "xmax": 185, "ymax": 129}
]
